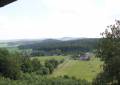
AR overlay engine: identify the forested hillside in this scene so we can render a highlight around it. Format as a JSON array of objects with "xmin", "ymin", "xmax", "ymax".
[{"xmin": 19, "ymin": 38, "xmax": 99, "ymax": 56}]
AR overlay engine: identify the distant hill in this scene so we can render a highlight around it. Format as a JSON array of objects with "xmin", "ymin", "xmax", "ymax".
[
  {"xmin": 58, "ymin": 37, "xmax": 81, "ymax": 41},
  {"xmin": 40, "ymin": 39, "xmax": 62, "ymax": 43},
  {"xmin": 0, "ymin": 38, "xmax": 81, "ymax": 47},
  {"xmin": 0, "ymin": 39, "xmax": 43, "ymax": 47},
  {"xmin": 18, "ymin": 38, "xmax": 99, "ymax": 55},
  {"xmin": 0, "ymin": 38, "xmax": 99, "ymax": 55}
]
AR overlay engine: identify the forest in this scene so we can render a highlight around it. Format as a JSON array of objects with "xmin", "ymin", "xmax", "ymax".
[{"xmin": 18, "ymin": 38, "xmax": 98, "ymax": 56}]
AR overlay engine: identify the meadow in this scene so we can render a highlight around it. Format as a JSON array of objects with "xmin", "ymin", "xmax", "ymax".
[
  {"xmin": 34, "ymin": 56, "xmax": 103, "ymax": 82},
  {"xmin": 52, "ymin": 58, "xmax": 102, "ymax": 81},
  {"xmin": 31, "ymin": 56, "xmax": 66, "ymax": 64}
]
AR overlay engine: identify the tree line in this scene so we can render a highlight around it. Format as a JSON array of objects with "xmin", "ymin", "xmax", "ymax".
[
  {"xmin": 19, "ymin": 38, "xmax": 98, "ymax": 56},
  {"xmin": 0, "ymin": 48, "xmax": 64, "ymax": 79}
]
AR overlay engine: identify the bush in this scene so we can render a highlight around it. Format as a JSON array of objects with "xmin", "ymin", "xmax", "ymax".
[
  {"xmin": 0, "ymin": 75, "xmax": 90, "ymax": 85},
  {"xmin": 21, "ymin": 57, "xmax": 33, "ymax": 73},
  {"xmin": 31, "ymin": 58, "xmax": 43, "ymax": 71},
  {"xmin": 36, "ymin": 67, "xmax": 49, "ymax": 75},
  {"xmin": 45, "ymin": 62, "xmax": 54, "ymax": 74}
]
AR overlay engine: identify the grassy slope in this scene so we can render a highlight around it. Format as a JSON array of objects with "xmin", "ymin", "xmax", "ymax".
[
  {"xmin": 32, "ymin": 56, "xmax": 102, "ymax": 82},
  {"xmin": 51, "ymin": 57, "xmax": 103, "ymax": 82}
]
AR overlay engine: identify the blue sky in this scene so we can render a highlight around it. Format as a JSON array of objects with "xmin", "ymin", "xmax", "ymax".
[{"xmin": 0, "ymin": 0, "xmax": 120, "ymax": 40}]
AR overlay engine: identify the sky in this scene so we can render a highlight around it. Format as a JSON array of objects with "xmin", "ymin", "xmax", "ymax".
[{"xmin": 0, "ymin": 0, "xmax": 120, "ymax": 40}]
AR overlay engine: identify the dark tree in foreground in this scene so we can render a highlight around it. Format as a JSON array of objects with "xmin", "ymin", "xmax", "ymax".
[
  {"xmin": 0, "ymin": 0, "xmax": 17, "ymax": 7},
  {"xmin": 93, "ymin": 20, "xmax": 120, "ymax": 85}
]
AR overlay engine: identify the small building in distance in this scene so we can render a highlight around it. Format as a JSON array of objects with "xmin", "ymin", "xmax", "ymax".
[
  {"xmin": 80, "ymin": 55, "xmax": 90, "ymax": 61},
  {"xmin": 80, "ymin": 52, "xmax": 93, "ymax": 61},
  {"xmin": 0, "ymin": 0, "xmax": 17, "ymax": 7}
]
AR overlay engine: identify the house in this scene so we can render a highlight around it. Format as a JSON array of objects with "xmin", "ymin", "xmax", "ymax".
[
  {"xmin": 0, "ymin": 0, "xmax": 17, "ymax": 7},
  {"xmin": 80, "ymin": 55, "xmax": 90, "ymax": 61},
  {"xmin": 80, "ymin": 53, "xmax": 92, "ymax": 61}
]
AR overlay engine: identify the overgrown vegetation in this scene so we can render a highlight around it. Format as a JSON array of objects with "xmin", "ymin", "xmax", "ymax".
[
  {"xmin": 0, "ymin": 48, "xmax": 90, "ymax": 85},
  {"xmin": 0, "ymin": 48, "xmax": 60, "ymax": 78},
  {"xmin": 0, "ymin": 74, "xmax": 90, "ymax": 85}
]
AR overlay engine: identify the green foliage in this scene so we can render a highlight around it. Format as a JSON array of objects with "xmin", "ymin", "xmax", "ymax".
[
  {"xmin": 36, "ymin": 67, "xmax": 49, "ymax": 75},
  {"xmin": 31, "ymin": 58, "xmax": 50, "ymax": 75},
  {"xmin": 45, "ymin": 61, "xmax": 54, "ymax": 73},
  {"xmin": 93, "ymin": 20, "xmax": 120, "ymax": 85},
  {"xmin": 0, "ymin": 74, "xmax": 90, "ymax": 85},
  {"xmin": 0, "ymin": 48, "xmax": 22, "ymax": 80},
  {"xmin": 45, "ymin": 59, "xmax": 59, "ymax": 74},
  {"xmin": 31, "ymin": 58, "xmax": 43, "ymax": 71},
  {"xmin": 21, "ymin": 57, "xmax": 33, "ymax": 73},
  {"xmin": 47, "ymin": 59, "xmax": 59, "ymax": 68}
]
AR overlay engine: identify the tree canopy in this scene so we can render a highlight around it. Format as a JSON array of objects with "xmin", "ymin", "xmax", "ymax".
[{"xmin": 93, "ymin": 20, "xmax": 120, "ymax": 85}]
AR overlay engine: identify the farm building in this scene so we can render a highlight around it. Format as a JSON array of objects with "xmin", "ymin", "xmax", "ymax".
[
  {"xmin": 80, "ymin": 55, "xmax": 90, "ymax": 61},
  {"xmin": 79, "ymin": 52, "xmax": 93, "ymax": 61},
  {"xmin": 0, "ymin": 0, "xmax": 17, "ymax": 7}
]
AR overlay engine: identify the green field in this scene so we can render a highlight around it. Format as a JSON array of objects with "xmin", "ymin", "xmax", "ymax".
[
  {"xmin": 0, "ymin": 43, "xmax": 8, "ymax": 47},
  {"xmin": 51, "ymin": 57, "xmax": 103, "ymax": 82},
  {"xmin": 33, "ymin": 56, "xmax": 103, "ymax": 82},
  {"xmin": 31, "ymin": 56, "xmax": 66, "ymax": 64}
]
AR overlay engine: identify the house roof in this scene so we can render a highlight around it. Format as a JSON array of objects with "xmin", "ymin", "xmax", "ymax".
[
  {"xmin": 0, "ymin": 0, "xmax": 17, "ymax": 7},
  {"xmin": 80, "ymin": 54, "xmax": 90, "ymax": 60}
]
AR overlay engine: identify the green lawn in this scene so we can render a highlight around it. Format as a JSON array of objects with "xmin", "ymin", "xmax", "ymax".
[
  {"xmin": 51, "ymin": 57, "xmax": 103, "ymax": 82},
  {"xmin": 31, "ymin": 56, "xmax": 66, "ymax": 64}
]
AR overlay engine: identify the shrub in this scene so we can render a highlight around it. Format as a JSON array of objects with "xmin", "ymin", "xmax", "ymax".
[
  {"xmin": 21, "ymin": 57, "xmax": 33, "ymax": 73},
  {"xmin": 31, "ymin": 58, "xmax": 43, "ymax": 71}
]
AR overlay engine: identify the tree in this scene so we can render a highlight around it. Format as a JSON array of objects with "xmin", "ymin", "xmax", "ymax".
[
  {"xmin": 45, "ymin": 61, "xmax": 54, "ymax": 74},
  {"xmin": 93, "ymin": 20, "xmax": 120, "ymax": 85},
  {"xmin": 36, "ymin": 67, "xmax": 49, "ymax": 75},
  {"xmin": 21, "ymin": 57, "xmax": 33, "ymax": 73},
  {"xmin": 0, "ymin": 48, "xmax": 21, "ymax": 79},
  {"xmin": 31, "ymin": 58, "xmax": 43, "ymax": 71}
]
